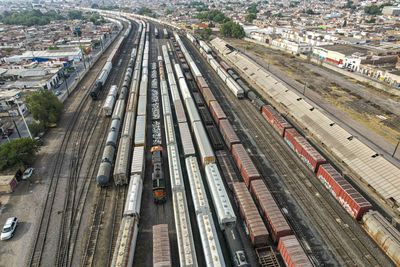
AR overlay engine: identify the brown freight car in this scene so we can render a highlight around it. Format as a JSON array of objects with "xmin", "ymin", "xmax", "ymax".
[
  {"xmin": 202, "ymin": 86, "xmax": 217, "ymax": 107},
  {"xmin": 277, "ymin": 235, "xmax": 312, "ymax": 267},
  {"xmin": 233, "ymin": 182, "xmax": 269, "ymax": 247},
  {"xmin": 232, "ymin": 144, "xmax": 261, "ymax": 187},
  {"xmin": 219, "ymin": 119, "xmax": 241, "ymax": 150},
  {"xmin": 209, "ymin": 101, "xmax": 227, "ymax": 125},
  {"xmin": 250, "ymin": 179, "xmax": 292, "ymax": 242}
]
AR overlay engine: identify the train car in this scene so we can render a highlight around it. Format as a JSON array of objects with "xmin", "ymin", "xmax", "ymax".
[
  {"xmin": 202, "ymin": 87, "xmax": 217, "ymax": 107},
  {"xmin": 219, "ymin": 119, "xmax": 240, "ymax": 151},
  {"xmin": 151, "ymin": 146, "xmax": 166, "ymax": 203},
  {"xmin": 199, "ymin": 40, "xmax": 212, "ymax": 54},
  {"xmin": 192, "ymin": 121, "xmax": 215, "ymax": 165},
  {"xmin": 153, "ymin": 224, "xmax": 172, "ymax": 267},
  {"xmin": 192, "ymin": 91, "xmax": 205, "ymax": 106},
  {"xmin": 231, "ymin": 144, "xmax": 261, "ymax": 187},
  {"xmin": 206, "ymin": 125, "xmax": 224, "ymax": 151},
  {"xmin": 178, "ymin": 123, "xmax": 196, "ymax": 157},
  {"xmin": 261, "ymin": 105, "xmax": 292, "ymax": 137},
  {"xmin": 103, "ymin": 85, "xmax": 118, "ymax": 116},
  {"xmin": 163, "ymin": 29, "xmax": 169, "ymax": 39},
  {"xmin": 284, "ymin": 128, "xmax": 326, "ymax": 172},
  {"xmin": 317, "ymin": 164, "xmax": 372, "ymax": 220},
  {"xmin": 209, "ymin": 101, "xmax": 227, "ymax": 125},
  {"xmin": 198, "ymin": 106, "xmax": 214, "ymax": 126},
  {"xmin": 224, "ymin": 226, "xmax": 251, "ymax": 267},
  {"xmin": 204, "ymin": 163, "xmax": 236, "ymax": 229},
  {"xmin": 154, "ymin": 27, "xmax": 159, "ymax": 39},
  {"xmin": 123, "ymin": 174, "xmax": 143, "ymax": 217},
  {"xmin": 250, "ymin": 179, "xmax": 292, "ymax": 242},
  {"xmin": 362, "ymin": 211, "xmax": 400, "ymax": 266},
  {"xmin": 111, "ymin": 216, "xmax": 139, "ymax": 267},
  {"xmin": 277, "ymin": 235, "xmax": 312, "ymax": 267},
  {"xmin": 233, "ymin": 182, "xmax": 269, "ymax": 248}
]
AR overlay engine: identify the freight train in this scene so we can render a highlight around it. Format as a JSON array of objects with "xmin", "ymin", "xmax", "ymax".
[
  {"xmin": 90, "ymin": 19, "xmax": 132, "ymax": 100},
  {"xmin": 182, "ymin": 32, "xmax": 400, "ymax": 266},
  {"xmin": 111, "ymin": 20, "xmax": 150, "ymax": 267},
  {"xmin": 96, "ymin": 20, "xmax": 143, "ymax": 186},
  {"xmin": 112, "ymin": 20, "xmax": 148, "ymax": 186},
  {"xmin": 164, "ymin": 43, "xmax": 239, "ymax": 266}
]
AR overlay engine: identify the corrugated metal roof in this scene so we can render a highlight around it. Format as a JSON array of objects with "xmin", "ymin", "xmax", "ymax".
[{"xmin": 211, "ymin": 37, "xmax": 400, "ymax": 208}]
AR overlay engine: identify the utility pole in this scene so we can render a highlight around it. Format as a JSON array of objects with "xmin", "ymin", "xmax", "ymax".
[
  {"xmin": 12, "ymin": 118, "xmax": 21, "ymax": 138},
  {"xmin": 303, "ymin": 82, "xmax": 307, "ymax": 95},
  {"xmin": 392, "ymin": 139, "xmax": 400, "ymax": 158},
  {"xmin": 16, "ymin": 101, "xmax": 32, "ymax": 139}
]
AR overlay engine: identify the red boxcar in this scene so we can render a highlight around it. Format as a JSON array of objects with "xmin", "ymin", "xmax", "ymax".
[
  {"xmin": 195, "ymin": 76, "xmax": 208, "ymax": 92},
  {"xmin": 284, "ymin": 129, "xmax": 326, "ymax": 172},
  {"xmin": 261, "ymin": 105, "xmax": 293, "ymax": 137},
  {"xmin": 233, "ymin": 182, "xmax": 269, "ymax": 247},
  {"xmin": 209, "ymin": 101, "xmax": 227, "ymax": 125},
  {"xmin": 317, "ymin": 164, "xmax": 372, "ymax": 220},
  {"xmin": 202, "ymin": 86, "xmax": 216, "ymax": 106},
  {"xmin": 219, "ymin": 119, "xmax": 240, "ymax": 150},
  {"xmin": 250, "ymin": 180, "xmax": 292, "ymax": 242},
  {"xmin": 232, "ymin": 144, "xmax": 261, "ymax": 187},
  {"xmin": 278, "ymin": 235, "xmax": 312, "ymax": 267},
  {"xmin": 220, "ymin": 61, "xmax": 231, "ymax": 71}
]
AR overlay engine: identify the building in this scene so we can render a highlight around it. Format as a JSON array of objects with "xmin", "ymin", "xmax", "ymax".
[
  {"xmin": 382, "ymin": 6, "xmax": 400, "ymax": 16},
  {"xmin": 313, "ymin": 44, "xmax": 369, "ymax": 65},
  {"xmin": 5, "ymin": 49, "xmax": 83, "ymax": 63}
]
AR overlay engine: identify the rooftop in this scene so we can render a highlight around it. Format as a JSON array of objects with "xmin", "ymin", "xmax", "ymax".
[{"xmin": 319, "ymin": 44, "xmax": 369, "ymax": 56}]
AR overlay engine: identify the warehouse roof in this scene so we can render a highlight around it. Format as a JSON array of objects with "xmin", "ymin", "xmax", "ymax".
[
  {"xmin": 318, "ymin": 44, "xmax": 369, "ymax": 56},
  {"xmin": 211, "ymin": 37, "xmax": 400, "ymax": 212}
]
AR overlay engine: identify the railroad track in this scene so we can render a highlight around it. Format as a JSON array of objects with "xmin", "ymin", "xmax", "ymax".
[
  {"xmin": 107, "ymin": 187, "xmax": 127, "ymax": 265},
  {"xmin": 27, "ymin": 27, "xmax": 125, "ymax": 267},
  {"xmin": 212, "ymin": 73, "xmax": 392, "ymax": 266},
  {"xmin": 182, "ymin": 38, "xmax": 393, "ymax": 266},
  {"xmin": 81, "ymin": 187, "xmax": 109, "ymax": 267}
]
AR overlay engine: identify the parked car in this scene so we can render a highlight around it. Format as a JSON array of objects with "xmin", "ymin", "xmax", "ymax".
[
  {"xmin": 1, "ymin": 217, "xmax": 18, "ymax": 240},
  {"xmin": 22, "ymin": 168, "xmax": 34, "ymax": 179},
  {"xmin": 55, "ymin": 90, "xmax": 62, "ymax": 96}
]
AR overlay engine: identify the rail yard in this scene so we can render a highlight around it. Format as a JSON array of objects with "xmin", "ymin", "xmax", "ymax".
[{"xmin": 3, "ymin": 9, "xmax": 400, "ymax": 267}]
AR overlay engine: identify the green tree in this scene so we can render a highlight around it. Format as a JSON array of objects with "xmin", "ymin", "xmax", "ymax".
[
  {"xmin": 26, "ymin": 89, "xmax": 63, "ymax": 127},
  {"xmin": 68, "ymin": 10, "xmax": 83, "ymax": 20},
  {"xmin": 0, "ymin": 138, "xmax": 39, "ymax": 170},
  {"xmin": 247, "ymin": 4, "xmax": 258, "ymax": 14},
  {"xmin": 305, "ymin": 9, "xmax": 316, "ymax": 15},
  {"xmin": 220, "ymin": 21, "xmax": 245, "ymax": 39},
  {"xmin": 246, "ymin": 13, "xmax": 257, "ymax": 23},
  {"xmin": 199, "ymin": 28, "xmax": 212, "ymax": 40},
  {"xmin": 364, "ymin": 5, "xmax": 381, "ymax": 15},
  {"xmin": 29, "ymin": 121, "xmax": 45, "ymax": 137}
]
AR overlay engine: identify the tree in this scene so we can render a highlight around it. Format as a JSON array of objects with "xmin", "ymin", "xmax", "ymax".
[
  {"xmin": 305, "ymin": 9, "xmax": 316, "ymax": 15},
  {"xmin": 247, "ymin": 4, "xmax": 258, "ymax": 14},
  {"xmin": 220, "ymin": 21, "xmax": 245, "ymax": 39},
  {"xmin": 199, "ymin": 28, "xmax": 212, "ymax": 40},
  {"xmin": 364, "ymin": 5, "xmax": 381, "ymax": 15},
  {"xmin": 29, "ymin": 121, "xmax": 45, "ymax": 137},
  {"xmin": 68, "ymin": 10, "xmax": 83, "ymax": 20},
  {"xmin": 246, "ymin": 13, "xmax": 257, "ymax": 23},
  {"xmin": 0, "ymin": 138, "xmax": 39, "ymax": 171},
  {"xmin": 25, "ymin": 89, "xmax": 63, "ymax": 127}
]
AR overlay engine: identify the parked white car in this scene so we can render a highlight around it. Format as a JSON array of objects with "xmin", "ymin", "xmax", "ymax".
[
  {"xmin": 22, "ymin": 168, "xmax": 34, "ymax": 180},
  {"xmin": 1, "ymin": 217, "xmax": 18, "ymax": 240}
]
